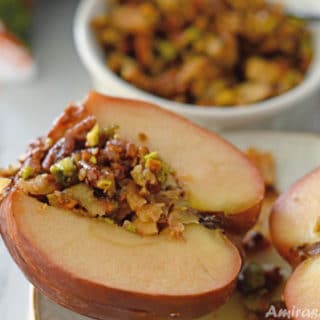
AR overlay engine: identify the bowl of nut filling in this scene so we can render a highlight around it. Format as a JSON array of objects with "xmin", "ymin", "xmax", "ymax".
[{"xmin": 74, "ymin": 0, "xmax": 320, "ymax": 129}]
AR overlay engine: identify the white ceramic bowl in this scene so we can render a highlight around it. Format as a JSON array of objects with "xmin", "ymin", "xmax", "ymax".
[{"xmin": 74, "ymin": 0, "xmax": 320, "ymax": 129}]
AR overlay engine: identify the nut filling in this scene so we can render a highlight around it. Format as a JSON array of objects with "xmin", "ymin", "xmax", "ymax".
[
  {"xmin": 91, "ymin": 0, "xmax": 313, "ymax": 106},
  {"xmin": 0, "ymin": 106, "xmax": 223, "ymax": 238}
]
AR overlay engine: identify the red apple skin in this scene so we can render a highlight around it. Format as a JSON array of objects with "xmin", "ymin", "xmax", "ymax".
[
  {"xmin": 225, "ymin": 202, "xmax": 263, "ymax": 234},
  {"xmin": 0, "ymin": 190, "xmax": 240, "ymax": 320},
  {"xmin": 270, "ymin": 167, "xmax": 320, "ymax": 266}
]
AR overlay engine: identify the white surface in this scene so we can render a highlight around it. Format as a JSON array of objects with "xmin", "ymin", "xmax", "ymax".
[
  {"xmin": 74, "ymin": 0, "xmax": 320, "ymax": 129},
  {"xmin": 1, "ymin": 1, "xmax": 320, "ymax": 320},
  {"xmin": 275, "ymin": 0, "xmax": 320, "ymax": 15},
  {"xmin": 30, "ymin": 131, "xmax": 320, "ymax": 320},
  {"xmin": 0, "ymin": 1, "xmax": 90, "ymax": 320}
]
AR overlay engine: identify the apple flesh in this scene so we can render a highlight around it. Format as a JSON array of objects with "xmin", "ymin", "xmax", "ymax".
[
  {"xmin": 1, "ymin": 190, "xmax": 241, "ymax": 320},
  {"xmin": 0, "ymin": 92, "xmax": 264, "ymax": 319},
  {"xmin": 284, "ymin": 256, "xmax": 320, "ymax": 320},
  {"xmin": 270, "ymin": 167, "xmax": 320, "ymax": 320},
  {"xmin": 84, "ymin": 92, "xmax": 264, "ymax": 232},
  {"xmin": 270, "ymin": 168, "xmax": 320, "ymax": 266}
]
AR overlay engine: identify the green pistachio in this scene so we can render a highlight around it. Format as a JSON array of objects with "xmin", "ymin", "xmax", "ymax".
[
  {"xmin": 90, "ymin": 156, "xmax": 97, "ymax": 164},
  {"xmin": 98, "ymin": 217, "xmax": 115, "ymax": 225},
  {"xmin": 143, "ymin": 151, "xmax": 170, "ymax": 184},
  {"xmin": 184, "ymin": 26, "xmax": 201, "ymax": 43},
  {"xmin": 144, "ymin": 151, "xmax": 159, "ymax": 161},
  {"xmin": 238, "ymin": 263, "xmax": 266, "ymax": 295},
  {"xmin": 97, "ymin": 178, "xmax": 113, "ymax": 192},
  {"xmin": 21, "ymin": 166, "xmax": 34, "ymax": 180},
  {"xmin": 123, "ymin": 220, "xmax": 137, "ymax": 233},
  {"xmin": 50, "ymin": 157, "xmax": 77, "ymax": 185},
  {"xmin": 86, "ymin": 124, "xmax": 100, "ymax": 147},
  {"xmin": 157, "ymin": 40, "xmax": 177, "ymax": 60},
  {"xmin": 103, "ymin": 124, "xmax": 120, "ymax": 139},
  {"xmin": 104, "ymin": 217, "xmax": 115, "ymax": 225}
]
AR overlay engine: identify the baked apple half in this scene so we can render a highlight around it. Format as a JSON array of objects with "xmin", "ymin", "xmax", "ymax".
[
  {"xmin": 0, "ymin": 92, "xmax": 264, "ymax": 320},
  {"xmin": 270, "ymin": 168, "xmax": 320, "ymax": 320}
]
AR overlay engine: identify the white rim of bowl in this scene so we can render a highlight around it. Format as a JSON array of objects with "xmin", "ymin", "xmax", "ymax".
[{"xmin": 74, "ymin": 0, "xmax": 320, "ymax": 120}]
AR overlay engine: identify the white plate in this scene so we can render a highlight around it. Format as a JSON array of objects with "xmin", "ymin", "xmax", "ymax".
[{"xmin": 30, "ymin": 131, "xmax": 320, "ymax": 320}]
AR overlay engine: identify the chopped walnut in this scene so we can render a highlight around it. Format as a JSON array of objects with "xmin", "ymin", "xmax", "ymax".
[{"xmin": 0, "ymin": 109, "xmax": 206, "ymax": 238}]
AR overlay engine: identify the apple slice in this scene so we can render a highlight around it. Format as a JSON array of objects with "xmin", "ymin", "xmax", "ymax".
[
  {"xmin": 284, "ymin": 256, "xmax": 320, "ymax": 320},
  {"xmin": 83, "ymin": 92, "xmax": 264, "ymax": 232},
  {"xmin": 270, "ymin": 168, "xmax": 320, "ymax": 265},
  {"xmin": 270, "ymin": 167, "xmax": 320, "ymax": 320},
  {"xmin": 1, "ymin": 190, "xmax": 241, "ymax": 320},
  {"xmin": 0, "ymin": 92, "xmax": 264, "ymax": 319}
]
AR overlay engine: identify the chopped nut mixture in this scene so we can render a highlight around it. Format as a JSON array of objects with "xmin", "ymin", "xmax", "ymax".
[
  {"xmin": 0, "ymin": 106, "xmax": 227, "ymax": 238},
  {"xmin": 238, "ymin": 263, "xmax": 287, "ymax": 319},
  {"xmin": 91, "ymin": 0, "xmax": 312, "ymax": 106},
  {"xmin": 238, "ymin": 263, "xmax": 283, "ymax": 296}
]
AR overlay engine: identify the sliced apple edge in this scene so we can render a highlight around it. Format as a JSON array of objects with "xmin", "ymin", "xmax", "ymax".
[
  {"xmin": 0, "ymin": 189, "xmax": 242, "ymax": 320},
  {"xmin": 82, "ymin": 91, "xmax": 265, "ymax": 232},
  {"xmin": 270, "ymin": 167, "xmax": 320, "ymax": 265}
]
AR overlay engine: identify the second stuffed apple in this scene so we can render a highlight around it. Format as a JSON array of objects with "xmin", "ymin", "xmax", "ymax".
[{"xmin": 271, "ymin": 167, "xmax": 320, "ymax": 320}]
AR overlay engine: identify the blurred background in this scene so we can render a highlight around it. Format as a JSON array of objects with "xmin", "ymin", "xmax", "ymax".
[
  {"xmin": 1, "ymin": 1, "xmax": 320, "ymax": 319},
  {"xmin": 0, "ymin": 2, "xmax": 90, "ymax": 319},
  {"xmin": 1, "ymin": 1, "xmax": 91, "ymax": 166},
  {"xmin": 1, "ymin": 0, "xmax": 320, "ymax": 169}
]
